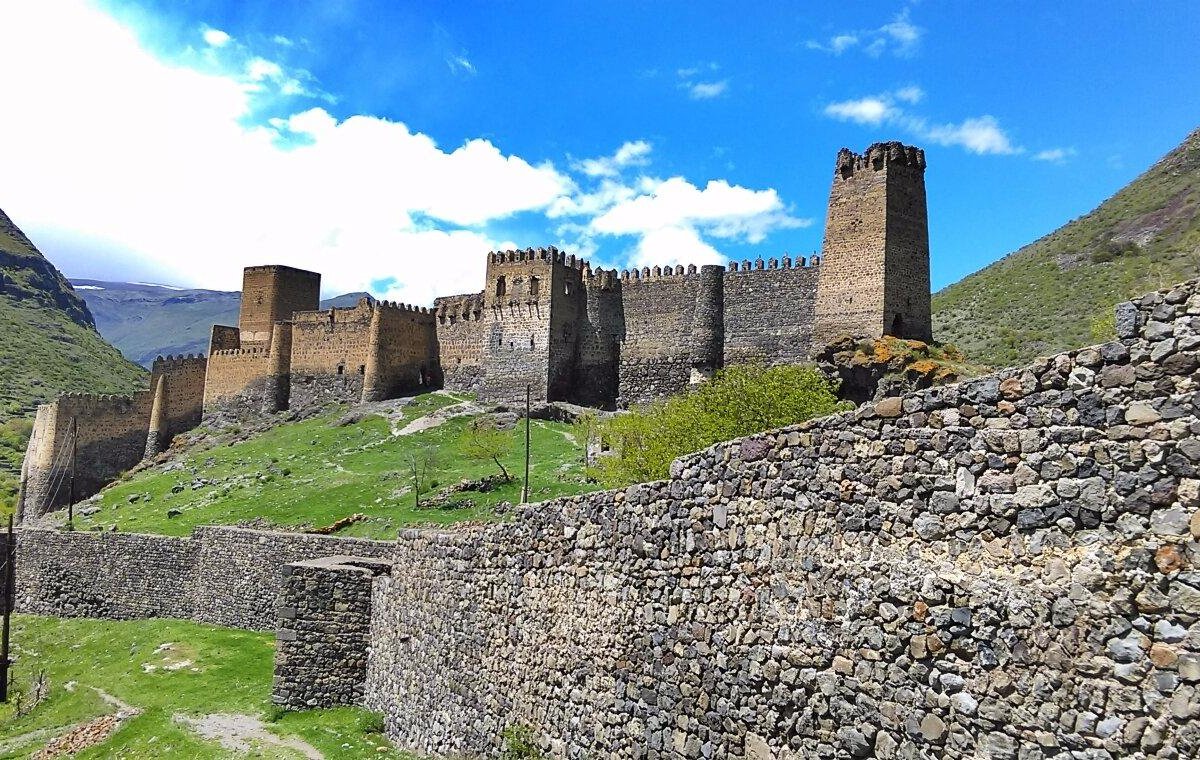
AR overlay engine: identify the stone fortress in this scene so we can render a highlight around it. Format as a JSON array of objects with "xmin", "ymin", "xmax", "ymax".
[{"xmin": 19, "ymin": 141, "xmax": 932, "ymax": 520}]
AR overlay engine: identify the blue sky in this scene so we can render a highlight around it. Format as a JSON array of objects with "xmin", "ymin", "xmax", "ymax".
[{"xmin": 0, "ymin": 1, "xmax": 1196, "ymax": 303}]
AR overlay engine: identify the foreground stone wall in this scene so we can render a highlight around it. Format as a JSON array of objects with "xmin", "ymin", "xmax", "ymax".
[
  {"xmin": 15, "ymin": 525, "xmax": 393, "ymax": 631},
  {"xmin": 272, "ymin": 555, "xmax": 392, "ymax": 709},
  {"xmin": 365, "ymin": 280, "xmax": 1200, "ymax": 758}
]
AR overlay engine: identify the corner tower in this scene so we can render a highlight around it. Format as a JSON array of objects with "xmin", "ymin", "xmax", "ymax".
[{"xmin": 813, "ymin": 142, "xmax": 932, "ymax": 344}]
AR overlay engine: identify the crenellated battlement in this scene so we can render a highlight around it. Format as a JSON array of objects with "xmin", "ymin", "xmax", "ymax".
[
  {"xmin": 835, "ymin": 141, "xmax": 925, "ymax": 179},
  {"xmin": 151, "ymin": 353, "xmax": 207, "ymax": 370},
  {"xmin": 488, "ymin": 246, "xmax": 591, "ymax": 271},
  {"xmin": 725, "ymin": 255, "xmax": 821, "ymax": 272},
  {"xmin": 434, "ymin": 293, "xmax": 485, "ymax": 323}
]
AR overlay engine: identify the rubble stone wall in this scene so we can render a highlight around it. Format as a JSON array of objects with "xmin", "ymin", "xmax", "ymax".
[
  {"xmin": 364, "ymin": 280, "xmax": 1200, "ymax": 759},
  {"xmin": 14, "ymin": 525, "xmax": 393, "ymax": 632}
]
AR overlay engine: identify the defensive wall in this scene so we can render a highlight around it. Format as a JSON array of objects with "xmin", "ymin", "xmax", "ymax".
[
  {"xmin": 18, "ymin": 354, "xmax": 207, "ymax": 520},
  {"xmin": 360, "ymin": 280, "xmax": 1200, "ymax": 757}
]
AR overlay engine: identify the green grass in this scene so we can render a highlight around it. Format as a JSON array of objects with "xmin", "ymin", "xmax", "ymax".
[
  {"xmin": 933, "ymin": 127, "xmax": 1200, "ymax": 367},
  {"xmin": 0, "ymin": 615, "xmax": 414, "ymax": 758},
  {"xmin": 75, "ymin": 392, "xmax": 597, "ymax": 538}
]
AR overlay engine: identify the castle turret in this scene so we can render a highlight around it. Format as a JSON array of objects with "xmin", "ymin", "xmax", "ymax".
[
  {"xmin": 689, "ymin": 264, "xmax": 724, "ymax": 382},
  {"xmin": 813, "ymin": 142, "xmax": 932, "ymax": 344},
  {"xmin": 262, "ymin": 321, "xmax": 293, "ymax": 413},
  {"xmin": 144, "ymin": 373, "xmax": 168, "ymax": 458},
  {"xmin": 361, "ymin": 304, "xmax": 386, "ymax": 403}
]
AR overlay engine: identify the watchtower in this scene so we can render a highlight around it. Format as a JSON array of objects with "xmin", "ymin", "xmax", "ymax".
[
  {"xmin": 814, "ymin": 142, "xmax": 932, "ymax": 343},
  {"xmin": 238, "ymin": 265, "xmax": 321, "ymax": 346}
]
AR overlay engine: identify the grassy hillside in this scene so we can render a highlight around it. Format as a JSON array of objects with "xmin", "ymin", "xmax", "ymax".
[
  {"xmin": 0, "ymin": 615, "xmax": 412, "ymax": 758},
  {"xmin": 72, "ymin": 392, "xmax": 596, "ymax": 538},
  {"xmin": 933, "ymin": 127, "xmax": 1200, "ymax": 367},
  {"xmin": 0, "ymin": 209, "xmax": 147, "ymax": 511}
]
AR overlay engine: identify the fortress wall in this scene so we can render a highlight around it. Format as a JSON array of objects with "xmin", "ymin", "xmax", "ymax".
[
  {"xmin": 289, "ymin": 301, "xmax": 373, "ymax": 409},
  {"xmin": 202, "ymin": 348, "xmax": 271, "ymax": 411},
  {"xmin": 723, "ymin": 259, "xmax": 820, "ymax": 366},
  {"xmin": 14, "ymin": 525, "xmax": 394, "ymax": 631},
  {"xmin": 364, "ymin": 280, "xmax": 1200, "ymax": 758},
  {"xmin": 615, "ymin": 268, "xmax": 703, "ymax": 406},
  {"xmin": 209, "ymin": 324, "xmax": 240, "ymax": 351},
  {"xmin": 18, "ymin": 392, "xmax": 152, "ymax": 520},
  {"xmin": 548, "ymin": 262, "xmax": 586, "ymax": 400},
  {"xmin": 363, "ymin": 302, "xmax": 439, "ymax": 402},
  {"xmin": 149, "ymin": 354, "xmax": 208, "ymax": 440},
  {"xmin": 239, "ymin": 265, "xmax": 321, "ymax": 345},
  {"xmin": 435, "ymin": 294, "xmax": 487, "ymax": 393},
  {"xmin": 884, "ymin": 157, "xmax": 933, "ymax": 341}
]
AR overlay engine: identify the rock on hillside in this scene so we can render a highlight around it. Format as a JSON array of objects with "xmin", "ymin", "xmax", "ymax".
[
  {"xmin": 0, "ymin": 207, "xmax": 146, "ymax": 510},
  {"xmin": 0, "ymin": 207, "xmax": 94, "ymax": 327},
  {"xmin": 934, "ymin": 126, "xmax": 1200, "ymax": 366}
]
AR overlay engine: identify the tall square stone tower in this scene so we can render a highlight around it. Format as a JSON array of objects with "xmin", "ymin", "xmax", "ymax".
[
  {"xmin": 814, "ymin": 142, "xmax": 932, "ymax": 343},
  {"xmin": 238, "ymin": 265, "xmax": 322, "ymax": 346}
]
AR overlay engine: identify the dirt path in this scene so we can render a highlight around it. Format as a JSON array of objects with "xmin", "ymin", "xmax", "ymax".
[
  {"xmin": 174, "ymin": 713, "xmax": 324, "ymax": 759},
  {"xmin": 30, "ymin": 688, "xmax": 140, "ymax": 759}
]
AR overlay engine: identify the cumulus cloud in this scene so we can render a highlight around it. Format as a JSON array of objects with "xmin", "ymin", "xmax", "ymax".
[
  {"xmin": 572, "ymin": 141, "xmax": 653, "ymax": 178},
  {"xmin": 823, "ymin": 87, "xmax": 1021, "ymax": 156},
  {"xmin": 0, "ymin": 2, "xmax": 804, "ymax": 303},
  {"xmin": 686, "ymin": 80, "xmax": 729, "ymax": 100},
  {"xmin": 823, "ymin": 97, "xmax": 896, "ymax": 126},
  {"xmin": 807, "ymin": 9, "xmax": 924, "ymax": 58},
  {"xmin": 202, "ymin": 27, "xmax": 231, "ymax": 47}
]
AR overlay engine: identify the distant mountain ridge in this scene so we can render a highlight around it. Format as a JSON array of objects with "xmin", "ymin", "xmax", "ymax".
[
  {"xmin": 933, "ymin": 127, "xmax": 1200, "ymax": 366},
  {"xmin": 0, "ymin": 207, "xmax": 146, "ymax": 509},
  {"xmin": 71, "ymin": 279, "xmax": 375, "ymax": 366}
]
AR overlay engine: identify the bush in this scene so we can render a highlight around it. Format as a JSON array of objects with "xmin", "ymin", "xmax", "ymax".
[
  {"xmin": 501, "ymin": 724, "xmax": 542, "ymax": 759},
  {"xmin": 592, "ymin": 364, "xmax": 850, "ymax": 487}
]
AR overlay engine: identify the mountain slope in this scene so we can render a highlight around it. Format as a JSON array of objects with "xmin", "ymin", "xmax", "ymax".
[
  {"xmin": 72, "ymin": 280, "xmax": 375, "ymax": 367},
  {"xmin": 0, "ymin": 208, "xmax": 147, "ymax": 509},
  {"xmin": 933, "ymin": 127, "xmax": 1200, "ymax": 366}
]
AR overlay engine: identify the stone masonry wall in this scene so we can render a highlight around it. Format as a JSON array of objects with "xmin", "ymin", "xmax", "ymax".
[
  {"xmin": 14, "ymin": 525, "xmax": 393, "ymax": 631},
  {"xmin": 364, "ymin": 279, "xmax": 1200, "ymax": 758},
  {"xmin": 288, "ymin": 299, "xmax": 373, "ymax": 408},
  {"xmin": 272, "ymin": 555, "xmax": 392, "ymax": 709},
  {"xmin": 722, "ymin": 258, "xmax": 819, "ymax": 367},
  {"xmin": 203, "ymin": 348, "xmax": 272, "ymax": 410},
  {"xmin": 435, "ymin": 293, "xmax": 487, "ymax": 393},
  {"xmin": 616, "ymin": 267, "xmax": 704, "ymax": 407}
]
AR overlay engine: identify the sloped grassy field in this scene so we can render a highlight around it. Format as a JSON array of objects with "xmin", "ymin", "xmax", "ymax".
[
  {"xmin": 0, "ymin": 615, "xmax": 411, "ymax": 759},
  {"xmin": 74, "ymin": 392, "xmax": 596, "ymax": 538}
]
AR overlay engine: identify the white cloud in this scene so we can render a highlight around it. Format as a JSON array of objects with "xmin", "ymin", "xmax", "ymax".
[
  {"xmin": 573, "ymin": 141, "xmax": 653, "ymax": 178},
  {"xmin": 823, "ymin": 87, "xmax": 1022, "ymax": 156},
  {"xmin": 446, "ymin": 55, "xmax": 476, "ymax": 75},
  {"xmin": 676, "ymin": 64, "xmax": 728, "ymax": 100},
  {"xmin": 807, "ymin": 9, "xmax": 924, "ymax": 58},
  {"xmin": 202, "ymin": 27, "xmax": 231, "ymax": 47},
  {"xmin": 687, "ymin": 80, "xmax": 729, "ymax": 100},
  {"xmin": 918, "ymin": 115, "xmax": 1020, "ymax": 155},
  {"xmin": 824, "ymin": 97, "xmax": 896, "ymax": 126},
  {"xmin": 894, "ymin": 85, "xmax": 924, "ymax": 104},
  {"xmin": 0, "ymin": 2, "xmax": 806, "ymax": 302},
  {"xmin": 1033, "ymin": 147, "xmax": 1078, "ymax": 164}
]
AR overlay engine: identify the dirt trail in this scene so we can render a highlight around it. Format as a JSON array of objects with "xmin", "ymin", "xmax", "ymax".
[
  {"xmin": 30, "ymin": 688, "xmax": 140, "ymax": 759},
  {"xmin": 175, "ymin": 712, "xmax": 324, "ymax": 759}
]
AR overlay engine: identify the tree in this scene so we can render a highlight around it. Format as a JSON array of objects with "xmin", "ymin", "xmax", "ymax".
[
  {"xmin": 594, "ymin": 364, "xmax": 850, "ymax": 487},
  {"xmin": 457, "ymin": 418, "xmax": 512, "ymax": 482},
  {"xmin": 405, "ymin": 444, "xmax": 438, "ymax": 509}
]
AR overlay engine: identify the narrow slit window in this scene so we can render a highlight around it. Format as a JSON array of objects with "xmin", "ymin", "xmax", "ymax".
[
  {"xmin": 496, "ymin": 276, "xmax": 506, "ymax": 297},
  {"xmin": 529, "ymin": 276, "xmax": 540, "ymax": 298}
]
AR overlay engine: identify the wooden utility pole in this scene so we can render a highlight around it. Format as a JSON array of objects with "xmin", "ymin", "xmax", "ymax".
[
  {"xmin": 67, "ymin": 417, "xmax": 77, "ymax": 528},
  {"xmin": 522, "ymin": 384, "xmax": 531, "ymax": 503},
  {"xmin": 1, "ymin": 515, "xmax": 14, "ymax": 702}
]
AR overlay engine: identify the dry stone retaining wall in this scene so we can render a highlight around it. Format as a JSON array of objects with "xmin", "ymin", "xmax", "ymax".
[
  {"xmin": 14, "ymin": 525, "xmax": 393, "ymax": 631},
  {"xmin": 363, "ymin": 280, "xmax": 1200, "ymax": 758}
]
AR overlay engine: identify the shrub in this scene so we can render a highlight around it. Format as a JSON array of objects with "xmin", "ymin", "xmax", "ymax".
[
  {"xmin": 457, "ymin": 418, "xmax": 513, "ymax": 482},
  {"xmin": 593, "ymin": 364, "xmax": 849, "ymax": 487},
  {"xmin": 501, "ymin": 724, "xmax": 542, "ymax": 759}
]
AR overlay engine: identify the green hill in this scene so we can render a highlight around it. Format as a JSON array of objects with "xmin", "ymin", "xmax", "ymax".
[
  {"xmin": 0, "ymin": 208, "xmax": 147, "ymax": 510},
  {"xmin": 933, "ymin": 126, "xmax": 1200, "ymax": 367}
]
